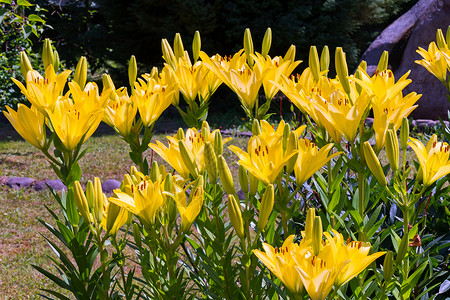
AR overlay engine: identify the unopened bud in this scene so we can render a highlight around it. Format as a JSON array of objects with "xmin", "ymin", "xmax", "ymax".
[
  {"xmin": 173, "ymin": 33, "xmax": 185, "ymax": 59},
  {"xmin": 85, "ymin": 180, "xmax": 95, "ymax": 210},
  {"xmin": 162, "ymin": 38, "xmax": 177, "ymax": 69},
  {"xmin": 214, "ymin": 130, "xmax": 223, "ymax": 156},
  {"xmin": 53, "ymin": 50, "xmax": 60, "ymax": 72},
  {"xmin": 252, "ymin": 119, "xmax": 261, "ymax": 136},
  {"xmin": 359, "ymin": 60, "xmax": 367, "ymax": 72},
  {"xmin": 74, "ymin": 56, "xmax": 87, "ymax": 89},
  {"xmin": 320, "ymin": 46, "xmax": 330, "ymax": 75},
  {"xmin": 105, "ymin": 202, "xmax": 122, "ymax": 235},
  {"xmin": 386, "ymin": 129, "xmax": 399, "ymax": 171},
  {"xmin": 363, "ymin": 141, "xmax": 387, "ymax": 186},
  {"xmin": 177, "ymin": 127, "xmax": 185, "ymax": 140},
  {"xmin": 376, "ymin": 51, "xmax": 389, "ymax": 71},
  {"xmin": 249, "ymin": 171, "xmax": 259, "ymax": 197},
  {"xmin": 179, "ymin": 140, "xmax": 199, "ymax": 178},
  {"xmin": 121, "ymin": 174, "xmax": 134, "ymax": 195},
  {"xmin": 436, "ymin": 29, "xmax": 448, "ymax": 50},
  {"xmin": 42, "ymin": 38, "xmax": 54, "ymax": 69},
  {"xmin": 228, "ymin": 194, "xmax": 244, "ymax": 239},
  {"xmin": 383, "ymin": 251, "xmax": 394, "ymax": 281},
  {"xmin": 335, "ymin": 47, "xmax": 351, "ymax": 95},
  {"xmin": 93, "ymin": 177, "xmax": 105, "ymax": 223},
  {"xmin": 128, "ymin": 55, "xmax": 137, "ymax": 90},
  {"xmin": 284, "ymin": 45, "xmax": 296, "ymax": 62},
  {"xmin": 400, "ymin": 117, "xmax": 409, "ymax": 151},
  {"xmin": 257, "ymin": 184, "xmax": 274, "ymax": 231},
  {"xmin": 201, "ymin": 121, "xmax": 210, "ymax": 138},
  {"xmin": 102, "ymin": 74, "xmax": 115, "ymax": 92},
  {"xmin": 309, "ymin": 46, "xmax": 320, "ymax": 82},
  {"xmin": 261, "ymin": 27, "xmax": 272, "ymax": 58},
  {"xmin": 150, "ymin": 161, "xmax": 160, "ymax": 182},
  {"xmin": 133, "ymin": 222, "xmax": 142, "ymax": 248},
  {"xmin": 446, "ymin": 26, "xmax": 450, "ymax": 48},
  {"xmin": 396, "ymin": 233, "xmax": 409, "ymax": 266},
  {"xmin": 239, "ymin": 165, "xmax": 249, "ymax": 194},
  {"xmin": 312, "ymin": 216, "xmax": 323, "ymax": 256},
  {"xmin": 244, "ymin": 28, "xmax": 254, "ymax": 66},
  {"xmin": 204, "ymin": 142, "xmax": 218, "ymax": 183},
  {"xmin": 354, "ymin": 69, "xmax": 363, "ymax": 94},
  {"xmin": 286, "ymin": 132, "xmax": 299, "ymax": 174},
  {"xmin": 192, "ymin": 31, "xmax": 201, "ymax": 62},
  {"xmin": 74, "ymin": 181, "xmax": 92, "ymax": 223},
  {"xmin": 217, "ymin": 155, "xmax": 235, "ymax": 195},
  {"xmin": 305, "ymin": 208, "xmax": 316, "ymax": 241},
  {"xmin": 282, "ymin": 123, "xmax": 290, "ymax": 152},
  {"xmin": 19, "ymin": 51, "xmax": 33, "ymax": 79}
]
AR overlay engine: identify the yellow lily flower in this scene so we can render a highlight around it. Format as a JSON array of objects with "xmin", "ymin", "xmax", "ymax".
[
  {"xmin": 104, "ymin": 87, "xmax": 138, "ymax": 138},
  {"xmin": 171, "ymin": 184, "xmax": 204, "ymax": 232},
  {"xmin": 11, "ymin": 65, "xmax": 72, "ymax": 114},
  {"xmin": 200, "ymin": 50, "xmax": 263, "ymax": 110},
  {"xmin": 408, "ymin": 135, "xmax": 450, "ymax": 186},
  {"xmin": 252, "ymin": 52, "xmax": 301, "ymax": 101},
  {"xmin": 229, "ymin": 135, "xmax": 297, "ymax": 185},
  {"xmin": 415, "ymin": 42, "xmax": 449, "ymax": 83},
  {"xmin": 323, "ymin": 231, "xmax": 386, "ymax": 287},
  {"xmin": 133, "ymin": 74, "xmax": 178, "ymax": 127},
  {"xmin": 150, "ymin": 125, "xmax": 231, "ymax": 179},
  {"xmin": 294, "ymin": 140, "xmax": 341, "ymax": 186},
  {"xmin": 258, "ymin": 119, "xmax": 306, "ymax": 147},
  {"xmin": 46, "ymin": 98, "xmax": 104, "ymax": 151},
  {"xmin": 198, "ymin": 65, "xmax": 222, "ymax": 101},
  {"xmin": 3, "ymin": 104, "xmax": 47, "ymax": 150},
  {"xmin": 253, "ymin": 235, "xmax": 307, "ymax": 296},
  {"xmin": 166, "ymin": 56, "xmax": 203, "ymax": 105},
  {"xmin": 101, "ymin": 202, "xmax": 130, "ymax": 236},
  {"xmin": 108, "ymin": 177, "xmax": 165, "ymax": 227}
]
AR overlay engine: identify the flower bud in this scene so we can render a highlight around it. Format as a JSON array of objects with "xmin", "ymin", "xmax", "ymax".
[
  {"xmin": 176, "ymin": 127, "xmax": 185, "ymax": 140},
  {"xmin": 214, "ymin": 130, "xmax": 223, "ymax": 156},
  {"xmin": 150, "ymin": 161, "xmax": 160, "ymax": 182},
  {"xmin": 149, "ymin": 66, "xmax": 159, "ymax": 80},
  {"xmin": 284, "ymin": 45, "xmax": 296, "ymax": 62},
  {"xmin": 128, "ymin": 55, "xmax": 137, "ymax": 90},
  {"xmin": 320, "ymin": 46, "xmax": 330, "ymax": 75},
  {"xmin": 243, "ymin": 28, "xmax": 254, "ymax": 66},
  {"xmin": 74, "ymin": 56, "xmax": 87, "ymax": 89},
  {"xmin": 335, "ymin": 47, "xmax": 351, "ymax": 95},
  {"xmin": 42, "ymin": 38, "xmax": 54, "ymax": 69},
  {"xmin": 102, "ymin": 74, "xmax": 115, "ymax": 92},
  {"xmin": 376, "ymin": 51, "xmax": 389, "ymax": 71},
  {"xmin": 192, "ymin": 31, "xmax": 201, "ymax": 62},
  {"xmin": 354, "ymin": 69, "xmax": 363, "ymax": 95},
  {"xmin": 74, "ymin": 181, "xmax": 92, "ymax": 223},
  {"xmin": 201, "ymin": 121, "xmax": 210, "ymax": 139},
  {"xmin": 217, "ymin": 155, "xmax": 235, "ymax": 195},
  {"xmin": 252, "ymin": 118, "xmax": 261, "ymax": 136},
  {"xmin": 204, "ymin": 142, "xmax": 218, "ymax": 183},
  {"xmin": 20, "ymin": 51, "xmax": 33, "ymax": 79},
  {"xmin": 161, "ymin": 38, "xmax": 177, "ymax": 69},
  {"xmin": 436, "ymin": 29, "xmax": 448, "ymax": 50},
  {"xmin": 446, "ymin": 25, "xmax": 450, "ymax": 48},
  {"xmin": 363, "ymin": 141, "xmax": 387, "ymax": 186},
  {"xmin": 257, "ymin": 184, "xmax": 274, "ymax": 231},
  {"xmin": 386, "ymin": 129, "xmax": 399, "ymax": 171},
  {"xmin": 93, "ymin": 177, "xmax": 105, "ymax": 223},
  {"xmin": 261, "ymin": 27, "xmax": 272, "ymax": 58},
  {"xmin": 133, "ymin": 222, "xmax": 142, "ymax": 249},
  {"xmin": 248, "ymin": 171, "xmax": 259, "ymax": 197},
  {"xmin": 227, "ymin": 194, "xmax": 244, "ymax": 239},
  {"xmin": 383, "ymin": 251, "xmax": 394, "ymax": 281},
  {"xmin": 400, "ymin": 117, "xmax": 409, "ymax": 151},
  {"xmin": 309, "ymin": 46, "xmax": 320, "ymax": 82},
  {"xmin": 305, "ymin": 208, "xmax": 316, "ymax": 241},
  {"xmin": 312, "ymin": 216, "xmax": 323, "ymax": 256},
  {"xmin": 173, "ymin": 33, "xmax": 185, "ymax": 59},
  {"xmin": 239, "ymin": 165, "xmax": 249, "ymax": 194},
  {"xmin": 396, "ymin": 233, "xmax": 409, "ymax": 266},
  {"xmin": 53, "ymin": 50, "xmax": 60, "ymax": 72},
  {"xmin": 121, "ymin": 174, "xmax": 134, "ymax": 195},
  {"xmin": 282, "ymin": 123, "xmax": 290, "ymax": 153},
  {"xmin": 85, "ymin": 180, "xmax": 95, "ymax": 210},
  {"xmin": 179, "ymin": 140, "xmax": 199, "ymax": 178},
  {"xmin": 286, "ymin": 132, "xmax": 299, "ymax": 174}
]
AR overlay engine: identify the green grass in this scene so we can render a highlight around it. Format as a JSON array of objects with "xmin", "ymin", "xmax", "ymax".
[{"xmin": 0, "ymin": 131, "xmax": 248, "ymax": 298}]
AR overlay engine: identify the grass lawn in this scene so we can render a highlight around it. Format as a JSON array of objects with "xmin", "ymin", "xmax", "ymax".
[{"xmin": 0, "ymin": 127, "xmax": 248, "ymax": 298}]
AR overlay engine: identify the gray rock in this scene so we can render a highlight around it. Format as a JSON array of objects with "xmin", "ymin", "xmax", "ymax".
[
  {"xmin": 237, "ymin": 189, "xmax": 246, "ymax": 200},
  {"xmin": 102, "ymin": 179, "xmax": 121, "ymax": 194},
  {"xmin": 361, "ymin": 0, "xmax": 433, "ymax": 75},
  {"xmin": 6, "ymin": 177, "xmax": 34, "ymax": 189},
  {"xmin": 33, "ymin": 179, "xmax": 66, "ymax": 191},
  {"xmin": 394, "ymin": 0, "xmax": 450, "ymax": 119}
]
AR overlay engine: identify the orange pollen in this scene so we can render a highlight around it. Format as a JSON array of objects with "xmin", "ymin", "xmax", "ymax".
[
  {"xmin": 346, "ymin": 237, "xmax": 351, "ymax": 244},
  {"xmin": 433, "ymin": 141, "xmax": 437, "ymax": 148},
  {"xmin": 311, "ymin": 256, "xmax": 316, "ymax": 267}
]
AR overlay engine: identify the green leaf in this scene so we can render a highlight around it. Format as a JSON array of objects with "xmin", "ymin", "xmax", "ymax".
[
  {"xmin": 22, "ymin": 25, "xmax": 32, "ymax": 39},
  {"xmin": 0, "ymin": 0, "xmax": 12, "ymax": 4},
  {"xmin": 17, "ymin": 0, "xmax": 33, "ymax": 6},
  {"xmin": 28, "ymin": 13, "xmax": 44, "ymax": 23}
]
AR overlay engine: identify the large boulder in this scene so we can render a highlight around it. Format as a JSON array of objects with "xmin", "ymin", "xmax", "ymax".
[{"xmin": 361, "ymin": 0, "xmax": 450, "ymax": 119}]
